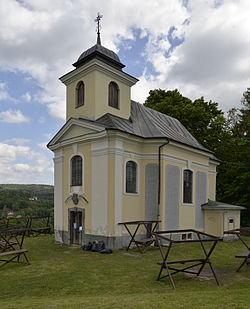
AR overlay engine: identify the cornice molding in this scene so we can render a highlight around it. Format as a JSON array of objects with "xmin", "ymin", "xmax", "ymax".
[{"xmin": 60, "ymin": 59, "xmax": 138, "ymax": 86}]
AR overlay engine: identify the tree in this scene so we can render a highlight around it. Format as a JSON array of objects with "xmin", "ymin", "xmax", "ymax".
[
  {"xmin": 144, "ymin": 89, "xmax": 230, "ymax": 156},
  {"xmin": 220, "ymin": 89, "xmax": 250, "ymax": 225}
]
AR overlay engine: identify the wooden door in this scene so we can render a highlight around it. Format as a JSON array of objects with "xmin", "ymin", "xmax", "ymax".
[{"xmin": 70, "ymin": 211, "xmax": 83, "ymax": 245}]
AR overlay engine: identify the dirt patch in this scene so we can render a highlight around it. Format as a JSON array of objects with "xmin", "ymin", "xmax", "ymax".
[
  {"xmin": 184, "ymin": 268, "xmax": 227, "ymax": 281},
  {"xmin": 123, "ymin": 253, "xmax": 142, "ymax": 258}
]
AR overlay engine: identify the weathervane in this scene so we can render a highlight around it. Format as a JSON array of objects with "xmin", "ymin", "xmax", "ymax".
[{"xmin": 95, "ymin": 12, "xmax": 103, "ymax": 45}]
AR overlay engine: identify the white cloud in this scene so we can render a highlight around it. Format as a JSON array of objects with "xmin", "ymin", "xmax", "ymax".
[
  {"xmin": 21, "ymin": 92, "xmax": 31, "ymax": 102},
  {"xmin": 0, "ymin": 82, "xmax": 18, "ymax": 102},
  {"xmin": 0, "ymin": 142, "xmax": 53, "ymax": 184},
  {"xmin": 0, "ymin": 109, "xmax": 29, "ymax": 123},
  {"xmin": 0, "ymin": 82, "xmax": 9, "ymax": 100},
  {"xmin": 37, "ymin": 142, "xmax": 47, "ymax": 150},
  {"xmin": 0, "ymin": 0, "xmax": 188, "ymax": 120},
  {"xmin": 1, "ymin": 0, "xmax": 247, "ymax": 114},
  {"xmin": 132, "ymin": 0, "xmax": 250, "ymax": 111},
  {"xmin": 4, "ymin": 138, "xmax": 31, "ymax": 145}
]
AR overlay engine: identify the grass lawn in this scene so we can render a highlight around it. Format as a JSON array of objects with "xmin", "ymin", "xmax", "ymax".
[{"xmin": 0, "ymin": 235, "xmax": 249, "ymax": 309}]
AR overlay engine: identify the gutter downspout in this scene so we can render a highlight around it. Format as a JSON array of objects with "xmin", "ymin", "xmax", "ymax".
[{"xmin": 158, "ymin": 139, "xmax": 170, "ymax": 227}]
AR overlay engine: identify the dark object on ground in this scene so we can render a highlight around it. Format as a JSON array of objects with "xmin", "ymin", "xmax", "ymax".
[
  {"xmin": 82, "ymin": 240, "xmax": 111, "ymax": 253},
  {"xmin": 99, "ymin": 248, "xmax": 113, "ymax": 254},
  {"xmin": 82, "ymin": 242, "xmax": 92, "ymax": 251}
]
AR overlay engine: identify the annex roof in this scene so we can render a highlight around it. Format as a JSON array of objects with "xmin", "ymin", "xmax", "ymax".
[{"xmin": 201, "ymin": 199, "xmax": 246, "ymax": 210}]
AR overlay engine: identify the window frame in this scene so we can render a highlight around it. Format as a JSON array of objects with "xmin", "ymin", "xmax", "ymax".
[
  {"xmin": 108, "ymin": 81, "xmax": 119, "ymax": 109},
  {"xmin": 124, "ymin": 159, "xmax": 139, "ymax": 195},
  {"xmin": 70, "ymin": 154, "xmax": 84, "ymax": 188},
  {"xmin": 182, "ymin": 168, "xmax": 194, "ymax": 205},
  {"xmin": 76, "ymin": 81, "xmax": 85, "ymax": 108}
]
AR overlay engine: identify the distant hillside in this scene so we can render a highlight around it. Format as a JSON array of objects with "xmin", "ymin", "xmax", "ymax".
[
  {"xmin": 0, "ymin": 184, "xmax": 53, "ymax": 199},
  {"xmin": 0, "ymin": 184, "xmax": 54, "ymax": 218}
]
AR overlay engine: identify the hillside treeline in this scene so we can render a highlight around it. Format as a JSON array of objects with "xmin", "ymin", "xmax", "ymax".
[{"xmin": 0, "ymin": 185, "xmax": 53, "ymax": 219}]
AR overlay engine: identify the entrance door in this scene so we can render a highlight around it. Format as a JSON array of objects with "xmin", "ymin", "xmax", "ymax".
[{"xmin": 70, "ymin": 211, "xmax": 83, "ymax": 245}]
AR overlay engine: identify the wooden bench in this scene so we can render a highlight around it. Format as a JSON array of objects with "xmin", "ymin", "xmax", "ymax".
[
  {"xmin": 235, "ymin": 250, "xmax": 250, "ymax": 272},
  {"xmin": 3, "ymin": 216, "xmax": 52, "ymax": 237},
  {"xmin": 153, "ymin": 229, "xmax": 221, "ymax": 290},
  {"xmin": 0, "ymin": 228, "xmax": 30, "ymax": 270},
  {"xmin": 30, "ymin": 226, "xmax": 51, "ymax": 236},
  {"xmin": 225, "ymin": 228, "xmax": 250, "ymax": 272},
  {"xmin": 0, "ymin": 248, "xmax": 29, "ymax": 269},
  {"xmin": 27, "ymin": 216, "xmax": 51, "ymax": 237},
  {"xmin": 118, "ymin": 220, "xmax": 161, "ymax": 253}
]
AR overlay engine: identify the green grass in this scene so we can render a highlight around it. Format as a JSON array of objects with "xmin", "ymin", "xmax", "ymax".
[{"xmin": 0, "ymin": 235, "xmax": 249, "ymax": 309}]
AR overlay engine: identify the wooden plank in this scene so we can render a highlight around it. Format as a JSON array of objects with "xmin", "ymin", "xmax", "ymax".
[
  {"xmin": 136, "ymin": 237, "xmax": 154, "ymax": 244},
  {"xmin": 0, "ymin": 249, "xmax": 28, "ymax": 257},
  {"xmin": 157, "ymin": 258, "xmax": 204, "ymax": 265},
  {"xmin": 235, "ymin": 250, "xmax": 250, "ymax": 258}
]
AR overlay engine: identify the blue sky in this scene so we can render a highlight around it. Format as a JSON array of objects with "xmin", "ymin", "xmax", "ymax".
[{"xmin": 0, "ymin": 0, "xmax": 250, "ymax": 184}]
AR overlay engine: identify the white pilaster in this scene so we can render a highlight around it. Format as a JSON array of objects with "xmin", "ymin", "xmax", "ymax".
[
  {"xmin": 91, "ymin": 139, "xmax": 108, "ymax": 235},
  {"xmin": 114, "ymin": 139, "xmax": 123, "ymax": 236},
  {"xmin": 53, "ymin": 149, "xmax": 63, "ymax": 242}
]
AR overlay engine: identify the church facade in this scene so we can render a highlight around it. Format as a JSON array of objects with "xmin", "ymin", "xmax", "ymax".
[{"xmin": 47, "ymin": 32, "xmax": 243, "ymax": 248}]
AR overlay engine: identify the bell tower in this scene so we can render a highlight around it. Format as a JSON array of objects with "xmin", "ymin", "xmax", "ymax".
[{"xmin": 59, "ymin": 13, "xmax": 138, "ymax": 121}]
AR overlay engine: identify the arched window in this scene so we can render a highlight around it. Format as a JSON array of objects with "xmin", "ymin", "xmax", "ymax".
[
  {"xmin": 71, "ymin": 155, "xmax": 82, "ymax": 186},
  {"xmin": 126, "ymin": 160, "xmax": 138, "ymax": 193},
  {"xmin": 108, "ymin": 82, "xmax": 119, "ymax": 109},
  {"xmin": 183, "ymin": 169, "xmax": 193, "ymax": 203},
  {"xmin": 76, "ymin": 81, "xmax": 84, "ymax": 108}
]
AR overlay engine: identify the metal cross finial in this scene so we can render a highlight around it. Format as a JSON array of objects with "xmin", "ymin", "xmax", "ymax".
[{"xmin": 95, "ymin": 12, "xmax": 103, "ymax": 45}]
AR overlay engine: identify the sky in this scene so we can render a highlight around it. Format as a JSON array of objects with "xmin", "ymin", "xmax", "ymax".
[{"xmin": 0, "ymin": 0, "xmax": 250, "ymax": 185}]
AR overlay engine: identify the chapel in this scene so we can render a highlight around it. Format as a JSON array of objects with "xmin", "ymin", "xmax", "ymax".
[{"xmin": 47, "ymin": 15, "xmax": 243, "ymax": 248}]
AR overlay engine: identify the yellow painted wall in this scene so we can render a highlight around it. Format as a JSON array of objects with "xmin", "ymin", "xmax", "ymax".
[
  {"xmin": 66, "ymin": 69, "xmax": 131, "ymax": 121},
  {"xmin": 119, "ymin": 139, "xmax": 218, "ymax": 234},
  {"xmin": 66, "ymin": 71, "xmax": 96, "ymax": 121},
  {"xmin": 122, "ymin": 157, "xmax": 143, "ymax": 222},
  {"xmin": 94, "ymin": 70, "xmax": 131, "ymax": 120},
  {"xmin": 223, "ymin": 210, "xmax": 241, "ymax": 231},
  {"xmin": 204, "ymin": 210, "xmax": 223, "ymax": 236},
  {"xmin": 208, "ymin": 174, "xmax": 216, "ymax": 200},
  {"xmin": 60, "ymin": 125, "xmax": 96, "ymax": 141},
  {"xmin": 61, "ymin": 143, "xmax": 92, "ymax": 234},
  {"xmin": 55, "ymin": 130, "xmax": 218, "ymax": 238}
]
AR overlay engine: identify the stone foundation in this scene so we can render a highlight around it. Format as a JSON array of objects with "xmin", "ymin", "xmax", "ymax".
[{"xmin": 54, "ymin": 229, "xmax": 147, "ymax": 250}]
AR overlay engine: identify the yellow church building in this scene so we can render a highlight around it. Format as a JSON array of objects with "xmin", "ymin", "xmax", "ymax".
[{"xmin": 47, "ymin": 27, "xmax": 243, "ymax": 248}]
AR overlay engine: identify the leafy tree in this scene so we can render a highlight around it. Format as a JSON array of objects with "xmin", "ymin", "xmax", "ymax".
[
  {"xmin": 220, "ymin": 89, "xmax": 250, "ymax": 225},
  {"xmin": 144, "ymin": 89, "xmax": 230, "ymax": 156}
]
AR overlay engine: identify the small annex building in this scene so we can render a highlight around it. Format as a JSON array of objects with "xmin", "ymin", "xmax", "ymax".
[{"xmin": 47, "ymin": 30, "xmax": 243, "ymax": 248}]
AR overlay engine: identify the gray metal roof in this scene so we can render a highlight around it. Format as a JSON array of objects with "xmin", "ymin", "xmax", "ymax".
[
  {"xmin": 96, "ymin": 100, "xmax": 212, "ymax": 153},
  {"xmin": 73, "ymin": 44, "xmax": 125, "ymax": 70},
  {"xmin": 201, "ymin": 199, "xmax": 246, "ymax": 210}
]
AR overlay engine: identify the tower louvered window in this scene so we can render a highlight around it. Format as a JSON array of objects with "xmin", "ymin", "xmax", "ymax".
[
  {"xmin": 71, "ymin": 155, "xmax": 82, "ymax": 186},
  {"xmin": 108, "ymin": 82, "xmax": 119, "ymax": 109},
  {"xmin": 76, "ymin": 81, "xmax": 84, "ymax": 108},
  {"xmin": 126, "ymin": 160, "xmax": 137, "ymax": 193}
]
